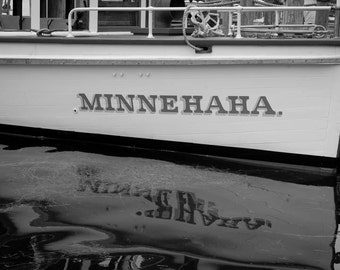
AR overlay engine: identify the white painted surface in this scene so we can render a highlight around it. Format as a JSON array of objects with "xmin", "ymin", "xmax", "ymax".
[
  {"xmin": 0, "ymin": 42, "xmax": 338, "ymax": 58},
  {"xmin": 89, "ymin": 0, "xmax": 99, "ymax": 33},
  {"xmin": 0, "ymin": 42, "xmax": 340, "ymax": 158},
  {"xmin": 140, "ymin": 0, "xmax": 147, "ymax": 28},
  {"xmin": 30, "ymin": 0, "xmax": 40, "ymax": 30}
]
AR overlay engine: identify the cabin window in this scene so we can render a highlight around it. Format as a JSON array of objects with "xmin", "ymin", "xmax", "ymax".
[
  {"xmin": 0, "ymin": 0, "xmax": 184, "ymax": 32},
  {"xmin": 98, "ymin": 0, "xmax": 140, "ymax": 31},
  {"xmin": 0, "ymin": 0, "xmax": 83, "ymax": 31},
  {"xmin": 0, "ymin": 0, "xmax": 30, "ymax": 30},
  {"xmin": 0, "ymin": 0, "xmax": 140, "ymax": 31}
]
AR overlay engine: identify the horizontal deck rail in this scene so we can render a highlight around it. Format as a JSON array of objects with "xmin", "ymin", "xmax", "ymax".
[{"xmin": 67, "ymin": 6, "xmax": 335, "ymax": 39}]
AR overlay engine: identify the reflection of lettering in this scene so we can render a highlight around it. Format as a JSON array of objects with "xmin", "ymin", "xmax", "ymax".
[
  {"xmin": 174, "ymin": 191, "xmax": 197, "ymax": 224},
  {"xmin": 78, "ymin": 94, "xmax": 281, "ymax": 116},
  {"xmin": 143, "ymin": 189, "xmax": 173, "ymax": 219},
  {"xmin": 77, "ymin": 173, "xmax": 272, "ymax": 231},
  {"xmin": 137, "ymin": 189, "xmax": 272, "ymax": 230}
]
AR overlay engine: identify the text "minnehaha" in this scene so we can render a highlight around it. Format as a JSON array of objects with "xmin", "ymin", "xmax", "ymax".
[{"xmin": 78, "ymin": 93, "xmax": 283, "ymax": 116}]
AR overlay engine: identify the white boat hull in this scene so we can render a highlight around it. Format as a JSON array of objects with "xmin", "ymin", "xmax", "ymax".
[{"xmin": 1, "ymin": 40, "xmax": 340, "ymax": 160}]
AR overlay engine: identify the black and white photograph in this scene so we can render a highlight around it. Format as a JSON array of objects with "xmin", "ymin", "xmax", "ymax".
[{"xmin": 0, "ymin": 0, "xmax": 339, "ymax": 269}]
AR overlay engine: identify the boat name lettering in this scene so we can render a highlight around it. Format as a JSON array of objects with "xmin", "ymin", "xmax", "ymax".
[{"xmin": 77, "ymin": 93, "xmax": 283, "ymax": 116}]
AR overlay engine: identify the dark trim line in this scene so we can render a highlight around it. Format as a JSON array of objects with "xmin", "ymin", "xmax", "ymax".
[
  {"xmin": 1, "ymin": 35, "xmax": 340, "ymax": 46},
  {"xmin": 0, "ymin": 123, "xmax": 335, "ymax": 168},
  {"xmin": 0, "ymin": 124, "xmax": 337, "ymax": 186}
]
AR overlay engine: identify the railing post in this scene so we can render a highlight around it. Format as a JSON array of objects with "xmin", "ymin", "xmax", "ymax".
[
  {"xmin": 140, "ymin": 0, "xmax": 147, "ymax": 28},
  {"xmin": 148, "ymin": 8, "xmax": 154, "ymax": 38},
  {"xmin": 275, "ymin": 10, "xmax": 279, "ymax": 29},
  {"xmin": 236, "ymin": 6, "xmax": 242, "ymax": 38},
  {"xmin": 89, "ymin": 0, "xmax": 98, "ymax": 33},
  {"xmin": 67, "ymin": 9, "xmax": 74, "ymax": 37},
  {"xmin": 335, "ymin": 0, "xmax": 340, "ymax": 38},
  {"xmin": 228, "ymin": 11, "xmax": 233, "ymax": 36},
  {"xmin": 31, "ymin": 0, "xmax": 40, "ymax": 30},
  {"xmin": 148, "ymin": 1, "xmax": 154, "ymax": 38}
]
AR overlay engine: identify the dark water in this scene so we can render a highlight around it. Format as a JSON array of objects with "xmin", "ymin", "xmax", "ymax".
[{"xmin": 0, "ymin": 139, "xmax": 339, "ymax": 270}]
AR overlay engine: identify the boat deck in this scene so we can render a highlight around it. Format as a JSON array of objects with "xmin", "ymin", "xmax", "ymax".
[
  {"xmin": 1, "ymin": 31, "xmax": 340, "ymax": 46},
  {"xmin": 1, "ymin": 31, "xmax": 340, "ymax": 66}
]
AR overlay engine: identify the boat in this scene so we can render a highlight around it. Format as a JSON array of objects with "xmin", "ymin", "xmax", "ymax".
[{"xmin": 0, "ymin": 0, "xmax": 340, "ymax": 172}]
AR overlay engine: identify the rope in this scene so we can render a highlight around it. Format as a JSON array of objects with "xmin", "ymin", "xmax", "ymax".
[
  {"xmin": 35, "ymin": 28, "xmax": 65, "ymax": 37},
  {"xmin": 182, "ymin": 4, "xmax": 204, "ymax": 51},
  {"xmin": 182, "ymin": 0, "xmax": 288, "ymax": 51},
  {"xmin": 182, "ymin": 4, "xmax": 226, "ymax": 51}
]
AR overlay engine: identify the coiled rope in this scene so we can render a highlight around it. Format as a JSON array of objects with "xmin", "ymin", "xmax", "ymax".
[
  {"xmin": 182, "ymin": 3, "xmax": 228, "ymax": 51},
  {"xmin": 183, "ymin": 5, "xmax": 205, "ymax": 51},
  {"xmin": 182, "ymin": 0, "xmax": 243, "ymax": 50}
]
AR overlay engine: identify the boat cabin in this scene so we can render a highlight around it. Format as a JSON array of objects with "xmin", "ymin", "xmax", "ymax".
[
  {"xmin": 0, "ymin": 0, "xmax": 338, "ymax": 39},
  {"xmin": 0, "ymin": 0, "xmax": 185, "ymax": 33}
]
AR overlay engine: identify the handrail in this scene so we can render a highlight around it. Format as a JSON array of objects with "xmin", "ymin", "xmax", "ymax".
[{"xmin": 67, "ymin": 5, "xmax": 334, "ymax": 39}]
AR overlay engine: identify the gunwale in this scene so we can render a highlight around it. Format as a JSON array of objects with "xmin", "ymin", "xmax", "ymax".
[
  {"xmin": 1, "ymin": 35, "xmax": 340, "ymax": 65},
  {"xmin": 1, "ymin": 34, "xmax": 340, "ymax": 45}
]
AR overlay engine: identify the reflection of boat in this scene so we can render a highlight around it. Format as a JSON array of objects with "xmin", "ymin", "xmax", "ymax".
[
  {"xmin": 0, "ymin": 146, "xmax": 337, "ymax": 269},
  {"xmin": 0, "ymin": 231, "xmax": 202, "ymax": 270},
  {"xmin": 0, "ymin": 0, "xmax": 340, "ymax": 171}
]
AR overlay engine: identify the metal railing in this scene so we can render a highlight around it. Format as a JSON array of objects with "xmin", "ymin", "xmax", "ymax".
[{"xmin": 66, "ymin": 5, "xmax": 335, "ymax": 39}]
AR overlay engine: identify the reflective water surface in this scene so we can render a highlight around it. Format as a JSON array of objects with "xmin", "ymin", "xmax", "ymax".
[{"xmin": 0, "ymin": 140, "xmax": 339, "ymax": 270}]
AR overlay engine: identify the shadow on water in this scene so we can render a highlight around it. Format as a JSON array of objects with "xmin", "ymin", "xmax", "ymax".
[
  {"xmin": 0, "ymin": 131, "xmax": 336, "ymax": 186},
  {"xmin": 0, "ymin": 137, "xmax": 339, "ymax": 269}
]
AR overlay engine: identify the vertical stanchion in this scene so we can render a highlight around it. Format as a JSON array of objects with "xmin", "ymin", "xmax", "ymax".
[
  {"xmin": 67, "ymin": 9, "xmax": 74, "ymax": 37},
  {"xmin": 236, "ymin": 7, "xmax": 242, "ymax": 38},
  {"xmin": 141, "ymin": 0, "xmax": 147, "ymax": 28},
  {"xmin": 148, "ymin": 8, "xmax": 154, "ymax": 38},
  {"xmin": 147, "ymin": 0, "xmax": 154, "ymax": 39},
  {"xmin": 31, "ymin": 0, "xmax": 40, "ymax": 30},
  {"xmin": 335, "ymin": 0, "xmax": 340, "ymax": 38},
  {"xmin": 89, "ymin": 0, "xmax": 98, "ymax": 33},
  {"xmin": 228, "ymin": 11, "xmax": 233, "ymax": 36},
  {"xmin": 275, "ymin": 10, "xmax": 279, "ymax": 30}
]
